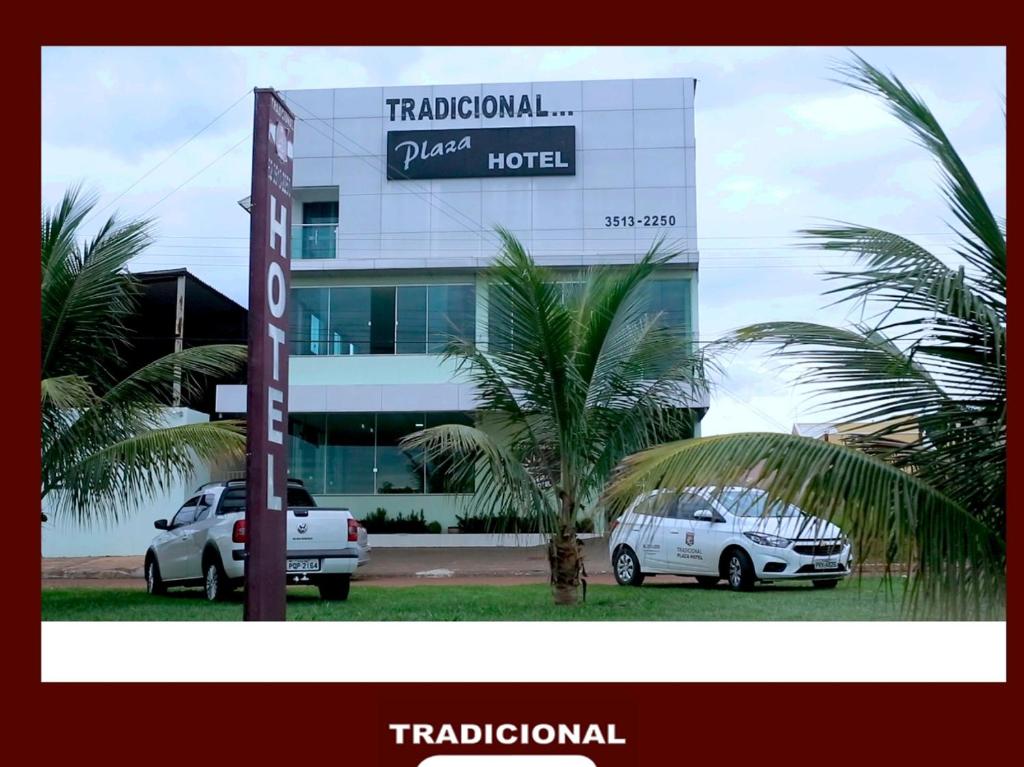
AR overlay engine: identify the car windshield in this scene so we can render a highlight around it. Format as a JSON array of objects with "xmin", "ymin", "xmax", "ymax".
[{"xmin": 716, "ymin": 489, "xmax": 803, "ymax": 518}]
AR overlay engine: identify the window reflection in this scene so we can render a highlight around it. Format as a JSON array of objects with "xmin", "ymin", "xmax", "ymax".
[
  {"xmin": 289, "ymin": 284, "xmax": 476, "ymax": 356},
  {"xmin": 287, "ymin": 412, "xmax": 475, "ymax": 495}
]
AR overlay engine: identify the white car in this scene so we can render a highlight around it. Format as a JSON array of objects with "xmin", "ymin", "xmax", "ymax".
[
  {"xmin": 609, "ymin": 486, "xmax": 853, "ymax": 590},
  {"xmin": 145, "ymin": 478, "xmax": 370, "ymax": 602}
]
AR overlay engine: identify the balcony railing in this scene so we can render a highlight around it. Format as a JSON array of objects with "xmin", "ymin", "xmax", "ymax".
[{"xmin": 292, "ymin": 223, "xmax": 338, "ymax": 260}]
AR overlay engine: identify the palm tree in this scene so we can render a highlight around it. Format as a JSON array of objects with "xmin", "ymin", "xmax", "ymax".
[
  {"xmin": 42, "ymin": 187, "xmax": 248, "ymax": 527},
  {"xmin": 403, "ymin": 229, "xmax": 707, "ymax": 605},
  {"xmin": 606, "ymin": 55, "xmax": 1005, "ymax": 618}
]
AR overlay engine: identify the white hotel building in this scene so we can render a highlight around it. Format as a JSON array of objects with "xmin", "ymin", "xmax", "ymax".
[{"xmin": 216, "ymin": 77, "xmax": 707, "ymax": 529}]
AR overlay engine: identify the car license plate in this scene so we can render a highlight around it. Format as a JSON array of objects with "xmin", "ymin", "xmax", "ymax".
[
  {"xmin": 287, "ymin": 558, "xmax": 321, "ymax": 573},
  {"xmin": 814, "ymin": 560, "xmax": 838, "ymax": 570}
]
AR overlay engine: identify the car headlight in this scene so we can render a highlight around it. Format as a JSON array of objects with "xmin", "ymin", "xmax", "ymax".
[{"xmin": 744, "ymin": 532, "xmax": 791, "ymax": 548}]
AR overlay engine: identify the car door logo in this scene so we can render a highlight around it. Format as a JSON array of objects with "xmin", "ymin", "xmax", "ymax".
[{"xmin": 685, "ymin": 531, "xmax": 695, "ymax": 546}]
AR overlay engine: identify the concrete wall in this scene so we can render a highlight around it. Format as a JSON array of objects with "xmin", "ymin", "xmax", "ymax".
[
  {"xmin": 283, "ymin": 77, "xmax": 698, "ymax": 271},
  {"xmin": 41, "ymin": 408, "xmax": 214, "ymax": 558}
]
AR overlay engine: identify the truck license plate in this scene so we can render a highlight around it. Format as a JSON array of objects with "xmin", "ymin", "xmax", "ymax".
[
  {"xmin": 814, "ymin": 560, "xmax": 838, "ymax": 570},
  {"xmin": 287, "ymin": 558, "xmax": 321, "ymax": 573}
]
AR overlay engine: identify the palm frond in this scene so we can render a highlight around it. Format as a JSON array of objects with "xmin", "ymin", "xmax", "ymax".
[
  {"xmin": 99, "ymin": 344, "xmax": 247, "ymax": 406},
  {"xmin": 803, "ymin": 225, "xmax": 1004, "ymax": 326},
  {"xmin": 401, "ymin": 423, "xmax": 557, "ymax": 528},
  {"xmin": 837, "ymin": 53, "xmax": 1005, "ymax": 296},
  {"xmin": 41, "ymin": 374, "xmax": 95, "ymax": 410},
  {"xmin": 46, "ymin": 420, "xmax": 246, "ymax": 527},
  {"xmin": 41, "ymin": 188, "xmax": 153, "ymax": 383}
]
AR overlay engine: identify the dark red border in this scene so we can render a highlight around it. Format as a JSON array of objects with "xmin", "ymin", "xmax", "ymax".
[{"xmin": 20, "ymin": 7, "xmax": 1014, "ymax": 763}]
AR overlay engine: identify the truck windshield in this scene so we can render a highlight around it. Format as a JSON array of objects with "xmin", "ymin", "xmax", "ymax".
[
  {"xmin": 717, "ymin": 489, "xmax": 803, "ymax": 518},
  {"xmin": 218, "ymin": 486, "xmax": 316, "ymax": 512}
]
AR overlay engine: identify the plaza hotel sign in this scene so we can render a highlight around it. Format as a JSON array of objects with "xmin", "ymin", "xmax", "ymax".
[{"xmin": 385, "ymin": 91, "xmax": 576, "ymax": 180}]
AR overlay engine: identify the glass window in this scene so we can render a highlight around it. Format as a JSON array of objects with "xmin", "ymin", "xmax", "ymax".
[
  {"xmin": 328, "ymin": 287, "xmax": 371, "ymax": 355},
  {"xmin": 718, "ymin": 489, "xmax": 803, "ymax": 518},
  {"xmin": 558, "ymin": 281, "xmax": 583, "ymax": 305},
  {"xmin": 194, "ymin": 494, "xmax": 215, "ymax": 522},
  {"xmin": 288, "ymin": 413, "xmax": 327, "ymax": 494},
  {"xmin": 375, "ymin": 413, "xmax": 425, "ymax": 494},
  {"xmin": 429, "ymin": 285, "xmax": 476, "ymax": 353},
  {"xmin": 300, "ymin": 201, "xmax": 338, "ymax": 260},
  {"xmin": 289, "ymin": 288, "xmax": 329, "ymax": 356},
  {"xmin": 218, "ymin": 488, "xmax": 246, "ymax": 513},
  {"xmin": 487, "ymin": 284, "xmax": 516, "ymax": 352},
  {"xmin": 634, "ymin": 492, "xmax": 677, "ymax": 517},
  {"xmin": 324, "ymin": 414, "xmax": 375, "ymax": 494},
  {"xmin": 672, "ymin": 493, "xmax": 715, "ymax": 520},
  {"xmin": 287, "ymin": 412, "xmax": 476, "ymax": 496},
  {"xmin": 291, "ymin": 285, "xmax": 476, "ymax": 356},
  {"xmin": 370, "ymin": 287, "xmax": 396, "ymax": 354},
  {"xmin": 424, "ymin": 411, "xmax": 475, "ymax": 493},
  {"xmin": 303, "ymin": 201, "xmax": 338, "ymax": 224},
  {"xmin": 645, "ymin": 279, "xmax": 691, "ymax": 339},
  {"xmin": 215, "ymin": 485, "xmax": 318, "ymax": 512},
  {"xmin": 288, "ymin": 486, "xmax": 317, "ymax": 507},
  {"xmin": 396, "ymin": 286, "xmax": 428, "ymax": 354},
  {"xmin": 171, "ymin": 498, "xmax": 198, "ymax": 528}
]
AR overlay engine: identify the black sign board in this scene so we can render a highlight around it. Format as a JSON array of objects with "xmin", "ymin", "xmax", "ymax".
[{"xmin": 386, "ymin": 126, "xmax": 576, "ymax": 180}]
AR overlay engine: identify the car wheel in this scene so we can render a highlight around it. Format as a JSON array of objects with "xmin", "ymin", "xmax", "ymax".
[
  {"xmin": 613, "ymin": 547, "xmax": 645, "ymax": 586},
  {"xmin": 812, "ymin": 579, "xmax": 840, "ymax": 589},
  {"xmin": 725, "ymin": 549, "xmax": 755, "ymax": 591},
  {"xmin": 145, "ymin": 555, "xmax": 166, "ymax": 596},
  {"xmin": 318, "ymin": 575, "xmax": 351, "ymax": 601},
  {"xmin": 695, "ymin": 576, "xmax": 719, "ymax": 588},
  {"xmin": 204, "ymin": 557, "xmax": 232, "ymax": 602}
]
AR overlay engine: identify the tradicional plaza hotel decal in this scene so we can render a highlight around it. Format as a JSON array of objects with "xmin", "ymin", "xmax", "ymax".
[{"xmin": 385, "ymin": 90, "xmax": 576, "ymax": 180}]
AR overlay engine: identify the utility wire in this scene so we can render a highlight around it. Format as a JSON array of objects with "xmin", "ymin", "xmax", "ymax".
[
  {"xmin": 287, "ymin": 100, "xmax": 509, "ymax": 254},
  {"xmin": 136, "ymin": 132, "xmax": 252, "ymax": 218},
  {"xmin": 82, "ymin": 88, "xmax": 254, "ymax": 226}
]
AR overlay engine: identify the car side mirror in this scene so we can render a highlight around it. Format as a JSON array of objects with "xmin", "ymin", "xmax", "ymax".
[
  {"xmin": 693, "ymin": 509, "xmax": 714, "ymax": 521},
  {"xmin": 154, "ymin": 519, "xmax": 169, "ymax": 530}
]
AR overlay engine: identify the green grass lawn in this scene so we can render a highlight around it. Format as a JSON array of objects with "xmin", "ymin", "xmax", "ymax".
[{"xmin": 41, "ymin": 577, "xmax": 921, "ymax": 621}]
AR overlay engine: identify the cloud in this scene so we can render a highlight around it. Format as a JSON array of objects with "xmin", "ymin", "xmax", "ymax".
[
  {"xmin": 40, "ymin": 46, "xmax": 1006, "ymax": 436},
  {"xmin": 785, "ymin": 92, "xmax": 893, "ymax": 134}
]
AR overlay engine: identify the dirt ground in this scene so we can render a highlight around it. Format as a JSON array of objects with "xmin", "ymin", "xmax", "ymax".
[
  {"xmin": 41, "ymin": 537, "xmax": 892, "ymax": 590},
  {"xmin": 41, "ymin": 539, "xmax": 617, "ymax": 589}
]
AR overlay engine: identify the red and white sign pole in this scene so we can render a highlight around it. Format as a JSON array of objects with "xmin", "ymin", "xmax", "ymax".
[{"xmin": 244, "ymin": 88, "xmax": 294, "ymax": 621}]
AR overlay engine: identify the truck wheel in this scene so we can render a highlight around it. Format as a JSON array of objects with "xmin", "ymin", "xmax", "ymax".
[
  {"xmin": 204, "ymin": 556, "xmax": 232, "ymax": 602},
  {"xmin": 145, "ymin": 555, "xmax": 166, "ymax": 596},
  {"xmin": 318, "ymin": 575, "xmax": 351, "ymax": 601}
]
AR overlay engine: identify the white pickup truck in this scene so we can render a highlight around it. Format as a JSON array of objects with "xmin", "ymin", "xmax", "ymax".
[{"xmin": 144, "ymin": 479, "xmax": 369, "ymax": 602}]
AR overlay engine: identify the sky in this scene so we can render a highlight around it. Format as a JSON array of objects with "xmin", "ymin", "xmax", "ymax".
[{"xmin": 40, "ymin": 46, "xmax": 1006, "ymax": 436}]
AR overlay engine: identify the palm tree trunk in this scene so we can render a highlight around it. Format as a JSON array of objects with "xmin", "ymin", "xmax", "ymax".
[{"xmin": 549, "ymin": 493, "xmax": 582, "ymax": 605}]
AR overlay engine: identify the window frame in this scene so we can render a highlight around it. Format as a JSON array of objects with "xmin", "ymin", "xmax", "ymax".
[
  {"xmin": 287, "ymin": 411, "xmax": 476, "ymax": 497},
  {"xmin": 290, "ymin": 282, "xmax": 476, "ymax": 358},
  {"xmin": 170, "ymin": 497, "xmax": 200, "ymax": 529},
  {"xmin": 193, "ymin": 493, "xmax": 216, "ymax": 522}
]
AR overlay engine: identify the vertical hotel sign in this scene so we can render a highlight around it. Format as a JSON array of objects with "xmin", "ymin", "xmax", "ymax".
[{"xmin": 244, "ymin": 89, "xmax": 294, "ymax": 621}]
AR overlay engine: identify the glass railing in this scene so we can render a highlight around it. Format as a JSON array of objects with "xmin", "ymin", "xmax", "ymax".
[{"xmin": 291, "ymin": 223, "xmax": 338, "ymax": 260}]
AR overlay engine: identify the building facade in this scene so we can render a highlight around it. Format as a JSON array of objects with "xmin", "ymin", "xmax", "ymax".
[{"xmin": 216, "ymin": 77, "xmax": 706, "ymax": 529}]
